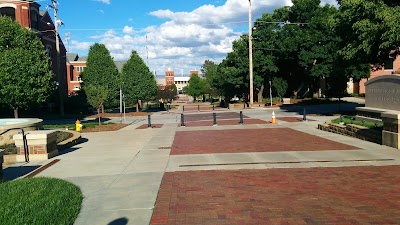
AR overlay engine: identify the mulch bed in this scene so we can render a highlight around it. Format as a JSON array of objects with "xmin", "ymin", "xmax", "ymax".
[
  {"xmin": 87, "ymin": 112, "xmax": 149, "ymax": 118},
  {"xmin": 81, "ymin": 124, "xmax": 128, "ymax": 133},
  {"xmin": 136, "ymin": 124, "xmax": 164, "ymax": 129}
]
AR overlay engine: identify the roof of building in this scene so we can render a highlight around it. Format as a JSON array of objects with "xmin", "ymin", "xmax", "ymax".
[{"xmin": 66, "ymin": 53, "xmax": 78, "ymax": 62}]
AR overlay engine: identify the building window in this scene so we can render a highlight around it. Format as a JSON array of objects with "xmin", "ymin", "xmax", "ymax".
[
  {"xmin": 46, "ymin": 46, "xmax": 52, "ymax": 58},
  {"xmin": 77, "ymin": 76, "xmax": 82, "ymax": 81},
  {"xmin": 384, "ymin": 58, "xmax": 394, "ymax": 71},
  {"xmin": 0, "ymin": 7, "xmax": 16, "ymax": 21},
  {"xmin": 30, "ymin": 10, "xmax": 39, "ymax": 30},
  {"xmin": 76, "ymin": 67, "xmax": 85, "ymax": 72}
]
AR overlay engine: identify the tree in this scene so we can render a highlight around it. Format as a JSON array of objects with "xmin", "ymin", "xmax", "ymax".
[
  {"xmin": 337, "ymin": 0, "xmax": 400, "ymax": 65},
  {"xmin": 121, "ymin": 50, "xmax": 157, "ymax": 112},
  {"xmin": 201, "ymin": 60, "xmax": 220, "ymax": 98},
  {"xmin": 84, "ymin": 85, "xmax": 108, "ymax": 125},
  {"xmin": 157, "ymin": 84, "xmax": 178, "ymax": 103},
  {"xmin": 184, "ymin": 74, "xmax": 206, "ymax": 101},
  {"xmin": 80, "ymin": 43, "xmax": 119, "ymax": 110},
  {"xmin": 0, "ymin": 17, "xmax": 55, "ymax": 118},
  {"xmin": 271, "ymin": 77, "xmax": 288, "ymax": 101}
]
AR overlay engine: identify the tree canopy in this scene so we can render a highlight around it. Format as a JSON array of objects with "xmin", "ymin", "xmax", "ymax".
[
  {"xmin": 80, "ymin": 43, "xmax": 119, "ymax": 108},
  {"xmin": 121, "ymin": 50, "xmax": 157, "ymax": 108},
  {"xmin": 0, "ymin": 17, "xmax": 55, "ymax": 118}
]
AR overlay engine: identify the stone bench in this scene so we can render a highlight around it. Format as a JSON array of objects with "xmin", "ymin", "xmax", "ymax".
[{"xmin": 13, "ymin": 130, "xmax": 58, "ymax": 162}]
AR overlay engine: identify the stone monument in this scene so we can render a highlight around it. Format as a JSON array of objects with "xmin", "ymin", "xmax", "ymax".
[{"xmin": 356, "ymin": 75, "xmax": 400, "ymax": 149}]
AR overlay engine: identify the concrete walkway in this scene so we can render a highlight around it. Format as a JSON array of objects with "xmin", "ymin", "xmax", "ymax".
[{"xmin": 4, "ymin": 107, "xmax": 400, "ymax": 224}]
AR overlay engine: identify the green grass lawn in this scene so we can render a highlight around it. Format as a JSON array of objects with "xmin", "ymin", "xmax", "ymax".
[
  {"xmin": 331, "ymin": 116, "xmax": 383, "ymax": 130},
  {"xmin": 0, "ymin": 177, "xmax": 83, "ymax": 225}
]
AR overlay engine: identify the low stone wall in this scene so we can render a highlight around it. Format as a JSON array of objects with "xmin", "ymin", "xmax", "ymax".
[{"xmin": 318, "ymin": 122, "xmax": 382, "ymax": 144}]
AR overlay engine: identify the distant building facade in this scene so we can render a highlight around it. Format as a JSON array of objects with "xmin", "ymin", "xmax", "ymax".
[
  {"xmin": 0, "ymin": 0, "xmax": 68, "ymax": 99},
  {"xmin": 66, "ymin": 54, "xmax": 86, "ymax": 95}
]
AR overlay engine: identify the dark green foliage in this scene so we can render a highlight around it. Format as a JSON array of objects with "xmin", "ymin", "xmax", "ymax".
[
  {"xmin": 337, "ymin": 0, "xmax": 400, "ymax": 65},
  {"xmin": 0, "ymin": 17, "xmax": 55, "ymax": 117},
  {"xmin": 80, "ymin": 43, "xmax": 119, "ymax": 108},
  {"xmin": 184, "ymin": 74, "xmax": 207, "ymax": 100},
  {"xmin": 0, "ymin": 177, "xmax": 83, "ymax": 225},
  {"xmin": 121, "ymin": 51, "xmax": 157, "ymax": 104},
  {"xmin": 271, "ymin": 77, "xmax": 288, "ymax": 100},
  {"xmin": 157, "ymin": 84, "xmax": 178, "ymax": 102}
]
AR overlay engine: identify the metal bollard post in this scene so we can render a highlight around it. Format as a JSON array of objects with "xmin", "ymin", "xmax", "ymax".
[
  {"xmin": 213, "ymin": 113, "xmax": 217, "ymax": 126},
  {"xmin": 239, "ymin": 111, "xmax": 243, "ymax": 125},
  {"xmin": 198, "ymin": 105, "xmax": 200, "ymax": 112},
  {"xmin": 148, "ymin": 115, "xmax": 152, "ymax": 128},
  {"xmin": 181, "ymin": 113, "xmax": 185, "ymax": 127},
  {"xmin": 303, "ymin": 107, "xmax": 307, "ymax": 121}
]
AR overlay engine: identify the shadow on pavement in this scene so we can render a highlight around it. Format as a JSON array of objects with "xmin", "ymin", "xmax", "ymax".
[
  {"xmin": 279, "ymin": 102, "xmax": 364, "ymax": 116},
  {"xmin": 2, "ymin": 165, "xmax": 40, "ymax": 181},
  {"xmin": 108, "ymin": 217, "xmax": 128, "ymax": 225}
]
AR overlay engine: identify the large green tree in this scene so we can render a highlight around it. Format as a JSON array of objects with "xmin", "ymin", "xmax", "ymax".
[
  {"xmin": 121, "ymin": 50, "xmax": 157, "ymax": 111},
  {"xmin": 0, "ymin": 17, "xmax": 55, "ymax": 118},
  {"xmin": 184, "ymin": 74, "xmax": 207, "ymax": 101},
  {"xmin": 337, "ymin": 0, "xmax": 400, "ymax": 65},
  {"xmin": 80, "ymin": 43, "xmax": 119, "ymax": 110}
]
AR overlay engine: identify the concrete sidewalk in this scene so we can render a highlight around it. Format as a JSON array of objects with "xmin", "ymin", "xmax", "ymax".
[{"xmin": 4, "ymin": 108, "xmax": 400, "ymax": 225}]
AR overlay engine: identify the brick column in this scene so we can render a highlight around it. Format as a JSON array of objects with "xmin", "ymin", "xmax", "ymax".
[{"xmin": 13, "ymin": 130, "xmax": 59, "ymax": 162}]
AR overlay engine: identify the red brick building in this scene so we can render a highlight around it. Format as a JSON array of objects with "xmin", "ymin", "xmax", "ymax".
[
  {"xmin": 66, "ymin": 54, "xmax": 86, "ymax": 95},
  {"xmin": 351, "ymin": 56, "xmax": 400, "ymax": 94},
  {"xmin": 0, "ymin": 0, "xmax": 68, "ymax": 99},
  {"xmin": 165, "ymin": 67, "xmax": 175, "ymax": 86}
]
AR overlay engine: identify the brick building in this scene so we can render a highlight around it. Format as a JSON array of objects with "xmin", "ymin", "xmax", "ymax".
[
  {"xmin": 0, "ymin": 0, "xmax": 68, "ymax": 100},
  {"xmin": 350, "ymin": 56, "xmax": 400, "ymax": 94},
  {"xmin": 66, "ymin": 53, "xmax": 86, "ymax": 95}
]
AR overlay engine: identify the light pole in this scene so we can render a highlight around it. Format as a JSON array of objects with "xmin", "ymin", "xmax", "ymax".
[
  {"xmin": 51, "ymin": 0, "xmax": 64, "ymax": 116},
  {"xmin": 248, "ymin": 0, "xmax": 253, "ymax": 107}
]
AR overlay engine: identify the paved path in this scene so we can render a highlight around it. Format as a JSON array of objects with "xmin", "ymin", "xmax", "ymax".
[{"xmin": 4, "ymin": 107, "xmax": 400, "ymax": 225}]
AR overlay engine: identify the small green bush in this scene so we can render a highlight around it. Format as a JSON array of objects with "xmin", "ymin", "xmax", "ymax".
[
  {"xmin": 0, "ymin": 177, "xmax": 83, "ymax": 225},
  {"xmin": 331, "ymin": 116, "xmax": 383, "ymax": 130}
]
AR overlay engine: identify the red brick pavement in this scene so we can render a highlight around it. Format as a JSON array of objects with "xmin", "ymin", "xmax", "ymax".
[
  {"xmin": 180, "ymin": 119, "xmax": 270, "ymax": 127},
  {"xmin": 277, "ymin": 117, "xmax": 315, "ymax": 122},
  {"xmin": 183, "ymin": 112, "xmax": 248, "ymax": 122},
  {"xmin": 136, "ymin": 124, "xmax": 164, "ymax": 129},
  {"xmin": 171, "ymin": 128, "xmax": 359, "ymax": 155},
  {"xmin": 151, "ymin": 166, "xmax": 400, "ymax": 225}
]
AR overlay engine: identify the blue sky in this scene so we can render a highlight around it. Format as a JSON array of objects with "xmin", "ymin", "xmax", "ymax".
[{"xmin": 40, "ymin": 0, "xmax": 337, "ymax": 75}]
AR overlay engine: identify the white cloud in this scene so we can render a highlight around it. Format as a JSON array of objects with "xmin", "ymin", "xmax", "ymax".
[
  {"xmin": 122, "ymin": 26, "xmax": 134, "ymax": 34},
  {"xmin": 97, "ymin": 10, "xmax": 104, "ymax": 14},
  {"xmin": 70, "ymin": 40, "xmax": 93, "ymax": 51},
  {"xmin": 94, "ymin": 0, "xmax": 110, "ymax": 4},
  {"xmin": 74, "ymin": 0, "xmax": 337, "ymax": 75}
]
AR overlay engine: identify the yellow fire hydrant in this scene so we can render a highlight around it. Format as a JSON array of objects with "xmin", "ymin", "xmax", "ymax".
[{"xmin": 75, "ymin": 120, "xmax": 82, "ymax": 132}]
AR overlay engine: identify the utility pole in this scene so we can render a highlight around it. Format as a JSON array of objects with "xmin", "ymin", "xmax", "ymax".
[
  {"xmin": 248, "ymin": 0, "xmax": 253, "ymax": 107},
  {"xmin": 51, "ymin": 0, "xmax": 64, "ymax": 116},
  {"xmin": 65, "ymin": 32, "xmax": 70, "ymax": 52}
]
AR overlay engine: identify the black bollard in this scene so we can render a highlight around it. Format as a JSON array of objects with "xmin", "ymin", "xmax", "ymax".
[
  {"xmin": 213, "ymin": 113, "xmax": 217, "ymax": 126},
  {"xmin": 148, "ymin": 115, "xmax": 152, "ymax": 128},
  {"xmin": 239, "ymin": 111, "xmax": 243, "ymax": 125},
  {"xmin": 181, "ymin": 113, "xmax": 185, "ymax": 127},
  {"xmin": 198, "ymin": 104, "xmax": 200, "ymax": 112},
  {"xmin": 21, "ymin": 129, "xmax": 29, "ymax": 163},
  {"xmin": 303, "ymin": 107, "xmax": 307, "ymax": 121}
]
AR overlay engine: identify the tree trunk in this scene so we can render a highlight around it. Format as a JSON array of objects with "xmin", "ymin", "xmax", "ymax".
[
  {"xmin": 13, "ymin": 108, "xmax": 19, "ymax": 118},
  {"xmin": 97, "ymin": 108, "xmax": 101, "ymax": 126},
  {"xmin": 203, "ymin": 94, "xmax": 206, "ymax": 102},
  {"xmin": 257, "ymin": 84, "xmax": 264, "ymax": 103},
  {"xmin": 101, "ymin": 104, "xmax": 105, "ymax": 114},
  {"xmin": 136, "ymin": 102, "xmax": 139, "ymax": 112}
]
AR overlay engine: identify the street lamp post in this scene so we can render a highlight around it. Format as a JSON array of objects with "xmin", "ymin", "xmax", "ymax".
[
  {"xmin": 51, "ymin": 0, "xmax": 64, "ymax": 116},
  {"xmin": 248, "ymin": 0, "xmax": 253, "ymax": 107}
]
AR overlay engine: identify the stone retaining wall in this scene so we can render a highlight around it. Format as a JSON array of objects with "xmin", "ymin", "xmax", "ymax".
[{"xmin": 318, "ymin": 123, "xmax": 382, "ymax": 144}]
